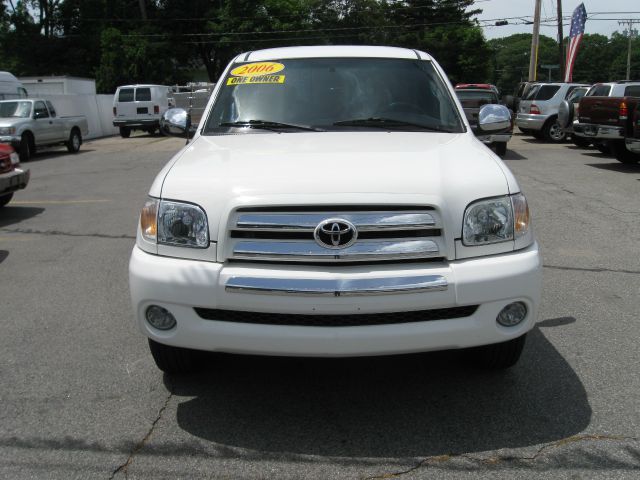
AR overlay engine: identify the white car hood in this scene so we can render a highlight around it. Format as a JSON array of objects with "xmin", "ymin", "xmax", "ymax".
[{"xmin": 157, "ymin": 132, "xmax": 517, "ymax": 240}]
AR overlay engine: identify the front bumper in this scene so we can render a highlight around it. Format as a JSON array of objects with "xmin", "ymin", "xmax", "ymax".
[
  {"xmin": 129, "ymin": 243, "xmax": 542, "ymax": 357},
  {"xmin": 0, "ymin": 167, "xmax": 30, "ymax": 197},
  {"xmin": 573, "ymin": 123, "xmax": 624, "ymax": 140},
  {"xmin": 626, "ymin": 138, "xmax": 640, "ymax": 154},
  {"xmin": 477, "ymin": 133, "xmax": 512, "ymax": 144},
  {"xmin": 113, "ymin": 119, "xmax": 160, "ymax": 128},
  {"xmin": 516, "ymin": 113, "xmax": 549, "ymax": 131},
  {"xmin": 0, "ymin": 136, "xmax": 22, "ymax": 149}
]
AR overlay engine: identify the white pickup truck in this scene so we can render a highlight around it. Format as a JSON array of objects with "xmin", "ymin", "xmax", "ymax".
[
  {"xmin": 129, "ymin": 46, "xmax": 542, "ymax": 374},
  {"xmin": 0, "ymin": 99, "xmax": 89, "ymax": 161}
]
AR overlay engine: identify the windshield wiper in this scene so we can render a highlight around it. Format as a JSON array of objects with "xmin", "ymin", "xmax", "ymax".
[
  {"xmin": 333, "ymin": 117, "xmax": 454, "ymax": 133},
  {"xmin": 219, "ymin": 120, "xmax": 324, "ymax": 132}
]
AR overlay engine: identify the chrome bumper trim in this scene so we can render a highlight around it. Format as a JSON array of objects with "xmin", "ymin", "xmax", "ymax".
[
  {"xmin": 235, "ymin": 212, "xmax": 437, "ymax": 232},
  {"xmin": 625, "ymin": 138, "xmax": 640, "ymax": 154},
  {"xmin": 232, "ymin": 239, "xmax": 440, "ymax": 262},
  {"xmin": 225, "ymin": 275, "xmax": 448, "ymax": 296},
  {"xmin": 573, "ymin": 123, "xmax": 624, "ymax": 139}
]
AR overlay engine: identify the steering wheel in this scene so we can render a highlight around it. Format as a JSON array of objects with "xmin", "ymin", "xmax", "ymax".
[{"xmin": 381, "ymin": 102, "xmax": 426, "ymax": 115}]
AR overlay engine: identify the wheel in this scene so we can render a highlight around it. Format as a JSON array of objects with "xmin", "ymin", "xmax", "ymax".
[
  {"xmin": 542, "ymin": 117, "xmax": 566, "ymax": 143},
  {"xmin": 572, "ymin": 136, "xmax": 591, "ymax": 148},
  {"xmin": 466, "ymin": 334, "xmax": 527, "ymax": 369},
  {"xmin": 558, "ymin": 100, "xmax": 574, "ymax": 129},
  {"xmin": 595, "ymin": 142, "xmax": 610, "ymax": 155},
  {"xmin": 148, "ymin": 338, "xmax": 201, "ymax": 374},
  {"xmin": 0, "ymin": 193, "xmax": 13, "ymax": 208},
  {"xmin": 493, "ymin": 141, "xmax": 507, "ymax": 158},
  {"xmin": 66, "ymin": 128, "xmax": 82, "ymax": 153},
  {"xmin": 610, "ymin": 140, "xmax": 640, "ymax": 164},
  {"xmin": 19, "ymin": 133, "xmax": 33, "ymax": 162},
  {"xmin": 119, "ymin": 127, "xmax": 131, "ymax": 138}
]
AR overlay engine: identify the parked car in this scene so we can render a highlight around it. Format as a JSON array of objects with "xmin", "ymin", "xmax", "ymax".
[
  {"xmin": 0, "ymin": 99, "xmax": 89, "ymax": 162},
  {"xmin": 516, "ymin": 82, "xmax": 589, "ymax": 142},
  {"xmin": 504, "ymin": 81, "xmax": 539, "ymax": 116},
  {"xmin": 113, "ymin": 84, "xmax": 173, "ymax": 138},
  {"xmin": 557, "ymin": 86, "xmax": 590, "ymax": 146},
  {"xmin": 129, "ymin": 45, "xmax": 541, "ymax": 374},
  {"xmin": 0, "ymin": 143, "xmax": 29, "ymax": 207},
  {"xmin": 455, "ymin": 86, "xmax": 512, "ymax": 157},
  {"xmin": 571, "ymin": 81, "xmax": 640, "ymax": 163}
]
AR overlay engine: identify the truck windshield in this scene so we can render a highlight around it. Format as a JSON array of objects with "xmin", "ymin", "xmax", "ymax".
[
  {"xmin": 204, "ymin": 57, "xmax": 464, "ymax": 134},
  {"xmin": 0, "ymin": 101, "xmax": 31, "ymax": 118}
]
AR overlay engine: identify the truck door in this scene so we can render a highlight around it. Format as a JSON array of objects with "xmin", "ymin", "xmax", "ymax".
[
  {"xmin": 32, "ymin": 100, "xmax": 55, "ymax": 145},
  {"xmin": 45, "ymin": 100, "xmax": 66, "ymax": 142}
]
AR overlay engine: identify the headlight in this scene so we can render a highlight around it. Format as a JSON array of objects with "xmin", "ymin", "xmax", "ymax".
[
  {"xmin": 462, "ymin": 193, "xmax": 530, "ymax": 246},
  {"xmin": 0, "ymin": 127, "xmax": 15, "ymax": 135},
  {"xmin": 9, "ymin": 152, "xmax": 19, "ymax": 165},
  {"xmin": 139, "ymin": 198, "xmax": 209, "ymax": 248}
]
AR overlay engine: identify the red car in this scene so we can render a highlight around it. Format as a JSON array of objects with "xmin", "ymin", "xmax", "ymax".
[{"xmin": 0, "ymin": 143, "xmax": 29, "ymax": 207}]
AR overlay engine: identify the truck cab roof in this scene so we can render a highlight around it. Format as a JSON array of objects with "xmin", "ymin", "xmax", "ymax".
[{"xmin": 237, "ymin": 45, "xmax": 434, "ymax": 62}]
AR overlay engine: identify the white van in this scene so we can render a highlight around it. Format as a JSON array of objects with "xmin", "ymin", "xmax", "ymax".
[
  {"xmin": 0, "ymin": 72, "xmax": 28, "ymax": 100},
  {"xmin": 112, "ymin": 84, "xmax": 172, "ymax": 138}
]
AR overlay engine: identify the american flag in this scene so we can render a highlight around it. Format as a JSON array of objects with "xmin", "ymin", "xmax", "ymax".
[{"xmin": 564, "ymin": 3, "xmax": 587, "ymax": 82}]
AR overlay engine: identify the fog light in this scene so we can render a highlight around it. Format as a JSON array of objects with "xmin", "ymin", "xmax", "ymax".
[
  {"xmin": 496, "ymin": 302, "xmax": 527, "ymax": 327},
  {"xmin": 145, "ymin": 305, "xmax": 176, "ymax": 330}
]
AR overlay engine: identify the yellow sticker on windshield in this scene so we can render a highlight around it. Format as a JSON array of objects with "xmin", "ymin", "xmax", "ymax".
[
  {"xmin": 226, "ymin": 75, "xmax": 285, "ymax": 86},
  {"xmin": 230, "ymin": 62, "xmax": 285, "ymax": 77}
]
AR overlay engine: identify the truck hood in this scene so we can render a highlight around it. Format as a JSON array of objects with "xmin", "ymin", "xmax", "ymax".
[
  {"xmin": 0, "ymin": 118, "xmax": 29, "ymax": 128},
  {"xmin": 158, "ymin": 132, "xmax": 517, "ymax": 240}
]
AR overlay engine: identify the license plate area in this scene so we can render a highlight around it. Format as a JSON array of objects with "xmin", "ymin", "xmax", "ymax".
[{"xmin": 137, "ymin": 107, "xmax": 148, "ymax": 114}]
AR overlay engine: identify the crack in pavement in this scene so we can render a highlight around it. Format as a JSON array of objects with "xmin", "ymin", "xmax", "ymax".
[
  {"xmin": 363, "ymin": 434, "xmax": 638, "ymax": 479},
  {"xmin": 108, "ymin": 385, "xmax": 174, "ymax": 479},
  {"xmin": 0, "ymin": 227, "xmax": 135, "ymax": 240},
  {"xmin": 544, "ymin": 264, "xmax": 640, "ymax": 275}
]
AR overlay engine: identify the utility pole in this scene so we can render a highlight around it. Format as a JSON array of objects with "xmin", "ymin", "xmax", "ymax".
[
  {"xmin": 618, "ymin": 20, "xmax": 639, "ymax": 80},
  {"xmin": 557, "ymin": 0, "xmax": 564, "ymax": 80},
  {"xmin": 529, "ymin": 0, "xmax": 542, "ymax": 81}
]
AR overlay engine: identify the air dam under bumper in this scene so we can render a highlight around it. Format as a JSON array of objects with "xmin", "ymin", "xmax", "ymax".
[{"xmin": 129, "ymin": 243, "xmax": 542, "ymax": 357}]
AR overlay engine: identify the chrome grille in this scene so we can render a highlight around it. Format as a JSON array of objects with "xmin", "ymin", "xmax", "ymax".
[{"xmin": 227, "ymin": 207, "xmax": 445, "ymax": 263}]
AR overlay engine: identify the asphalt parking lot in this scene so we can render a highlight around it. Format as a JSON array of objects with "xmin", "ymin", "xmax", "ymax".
[{"xmin": 1, "ymin": 133, "xmax": 639, "ymax": 479}]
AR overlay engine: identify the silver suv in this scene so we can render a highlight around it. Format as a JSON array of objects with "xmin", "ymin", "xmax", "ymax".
[{"xmin": 516, "ymin": 82, "xmax": 589, "ymax": 142}]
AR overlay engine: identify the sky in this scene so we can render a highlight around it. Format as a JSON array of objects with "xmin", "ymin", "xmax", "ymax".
[{"xmin": 472, "ymin": 0, "xmax": 640, "ymax": 40}]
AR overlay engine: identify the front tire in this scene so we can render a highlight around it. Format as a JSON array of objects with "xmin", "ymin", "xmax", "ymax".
[
  {"xmin": 542, "ymin": 117, "xmax": 566, "ymax": 143},
  {"xmin": 493, "ymin": 141, "xmax": 507, "ymax": 158},
  {"xmin": 466, "ymin": 334, "xmax": 527, "ymax": 369},
  {"xmin": 66, "ymin": 128, "xmax": 82, "ymax": 153},
  {"xmin": 19, "ymin": 133, "xmax": 33, "ymax": 162},
  {"xmin": 148, "ymin": 339, "xmax": 201, "ymax": 374},
  {"xmin": 610, "ymin": 140, "xmax": 640, "ymax": 164},
  {"xmin": 572, "ymin": 136, "xmax": 591, "ymax": 148},
  {"xmin": 0, "ymin": 193, "xmax": 13, "ymax": 208},
  {"xmin": 119, "ymin": 127, "xmax": 131, "ymax": 138}
]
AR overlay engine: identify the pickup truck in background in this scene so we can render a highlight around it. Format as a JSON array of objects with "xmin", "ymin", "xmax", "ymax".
[
  {"xmin": 0, "ymin": 98, "xmax": 89, "ymax": 161},
  {"xmin": 572, "ymin": 81, "xmax": 640, "ymax": 163},
  {"xmin": 454, "ymin": 86, "xmax": 513, "ymax": 157},
  {"xmin": 623, "ymin": 103, "xmax": 640, "ymax": 162}
]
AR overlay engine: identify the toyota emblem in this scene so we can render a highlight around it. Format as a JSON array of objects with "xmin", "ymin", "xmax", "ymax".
[{"xmin": 314, "ymin": 218, "xmax": 358, "ymax": 249}]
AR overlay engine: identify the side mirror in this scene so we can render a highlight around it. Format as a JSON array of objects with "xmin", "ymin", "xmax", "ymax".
[
  {"xmin": 34, "ymin": 111, "xmax": 46, "ymax": 119},
  {"xmin": 160, "ymin": 108, "xmax": 194, "ymax": 138},
  {"xmin": 478, "ymin": 104, "xmax": 511, "ymax": 133}
]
